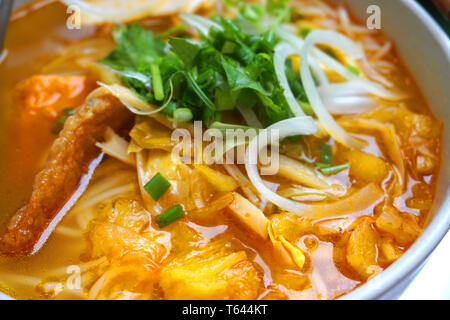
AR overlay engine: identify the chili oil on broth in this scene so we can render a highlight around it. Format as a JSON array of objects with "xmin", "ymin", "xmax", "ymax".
[{"xmin": 0, "ymin": 0, "xmax": 443, "ymax": 300}]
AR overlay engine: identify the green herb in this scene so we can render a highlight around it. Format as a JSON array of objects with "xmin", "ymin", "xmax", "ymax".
[
  {"xmin": 319, "ymin": 143, "xmax": 333, "ymax": 165},
  {"xmin": 99, "ymin": 0, "xmax": 308, "ymax": 128},
  {"xmin": 319, "ymin": 163, "xmax": 349, "ymax": 175},
  {"xmin": 324, "ymin": 48, "xmax": 337, "ymax": 59},
  {"xmin": 160, "ymin": 101, "xmax": 177, "ymax": 116},
  {"xmin": 286, "ymin": 135, "xmax": 301, "ymax": 143},
  {"xmin": 209, "ymin": 121, "xmax": 257, "ymax": 134},
  {"xmin": 156, "ymin": 204, "xmax": 186, "ymax": 228},
  {"xmin": 51, "ymin": 108, "xmax": 75, "ymax": 135},
  {"xmin": 144, "ymin": 172, "xmax": 171, "ymax": 201},
  {"xmin": 186, "ymin": 69, "xmax": 216, "ymax": 110},
  {"xmin": 173, "ymin": 108, "xmax": 193, "ymax": 123},
  {"xmin": 299, "ymin": 101, "xmax": 314, "ymax": 116},
  {"xmin": 314, "ymin": 162, "xmax": 330, "ymax": 169},
  {"xmin": 169, "ymin": 37, "xmax": 201, "ymax": 67},
  {"xmin": 99, "ymin": 24, "xmax": 168, "ymax": 103},
  {"xmin": 300, "ymin": 28, "xmax": 311, "ymax": 38},
  {"xmin": 346, "ymin": 64, "xmax": 360, "ymax": 76},
  {"xmin": 157, "ymin": 25, "xmax": 187, "ymax": 39}
]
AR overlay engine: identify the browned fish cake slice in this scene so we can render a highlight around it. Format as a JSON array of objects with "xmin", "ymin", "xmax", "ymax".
[{"xmin": 0, "ymin": 96, "xmax": 132, "ymax": 257}]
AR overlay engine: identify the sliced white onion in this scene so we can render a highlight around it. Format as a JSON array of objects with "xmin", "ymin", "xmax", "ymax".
[
  {"xmin": 276, "ymin": 27, "xmax": 407, "ymax": 100},
  {"xmin": 62, "ymin": 0, "xmax": 212, "ymax": 23},
  {"xmin": 318, "ymin": 83, "xmax": 376, "ymax": 114},
  {"xmin": 309, "ymin": 56, "xmax": 329, "ymax": 86},
  {"xmin": 322, "ymin": 95, "xmax": 376, "ymax": 114},
  {"xmin": 359, "ymin": 55, "xmax": 393, "ymax": 88},
  {"xmin": 259, "ymin": 181, "xmax": 279, "ymax": 211},
  {"xmin": 237, "ymin": 104, "xmax": 263, "ymax": 128},
  {"xmin": 91, "ymin": 81, "xmax": 173, "ymax": 116},
  {"xmin": 245, "ymin": 116, "xmax": 318, "ymax": 215},
  {"xmin": 180, "ymin": 13, "xmax": 223, "ymax": 36},
  {"xmin": 300, "ymin": 30, "xmax": 365, "ymax": 149},
  {"xmin": 318, "ymin": 82, "xmax": 370, "ymax": 97},
  {"xmin": 61, "ymin": 0, "xmax": 162, "ymax": 22},
  {"xmin": 94, "ymin": 63, "xmax": 151, "ymax": 88},
  {"xmin": 274, "ymin": 43, "xmax": 306, "ymax": 116}
]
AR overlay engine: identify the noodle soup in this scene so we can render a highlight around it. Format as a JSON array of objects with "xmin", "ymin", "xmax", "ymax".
[{"xmin": 0, "ymin": 0, "xmax": 443, "ymax": 300}]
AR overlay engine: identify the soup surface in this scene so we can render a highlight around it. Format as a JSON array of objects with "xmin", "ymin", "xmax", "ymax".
[{"xmin": 0, "ymin": 0, "xmax": 442, "ymax": 300}]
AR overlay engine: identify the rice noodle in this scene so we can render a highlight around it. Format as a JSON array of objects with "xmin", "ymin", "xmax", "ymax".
[
  {"xmin": 46, "ymin": 257, "xmax": 109, "ymax": 278},
  {"xmin": 74, "ymin": 184, "xmax": 136, "ymax": 213},
  {"xmin": 372, "ymin": 41, "xmax": 393, "ymax": 61}
]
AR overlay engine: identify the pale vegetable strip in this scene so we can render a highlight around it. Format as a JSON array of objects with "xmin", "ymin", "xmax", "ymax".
[
  {"xmin": 266, "ymin": 155, "xmax": 331, "ymax": 190},
  {"xmin": 228, "ymin": 192, "xmax": 269, "ymax": 239},
  {"xmin": 96, "ymin": 127, "xmax": 136, "ymax": 166},
  {"xmin": 300, "ymin": 30, "xmax": 366, "ymax": 149},
  {"xmin": 223, "ymin": 164, "xmax": 260, "ymax": 205}
]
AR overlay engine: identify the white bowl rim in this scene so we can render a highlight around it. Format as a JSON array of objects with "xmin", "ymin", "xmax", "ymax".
[{"xmin": 341, "ymin": 0, "xmax": 450, "ymax": 300}]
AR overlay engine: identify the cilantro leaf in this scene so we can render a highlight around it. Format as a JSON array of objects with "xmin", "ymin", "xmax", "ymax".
[
  {"xmin": 100, "ymin": 24, "xmax": 166, "ymax": 71},
  {"xmin": 221, "ymin": 56, "xmax": 268, "ymax": 95},
  {"xmin": 169, "ymin": 37, "xmax": 202, "ymax": 67}
]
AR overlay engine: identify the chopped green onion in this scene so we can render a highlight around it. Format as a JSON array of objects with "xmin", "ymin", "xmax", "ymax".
[
  {"xmin": 242, "ymin": 3, "xmax": 264, "ymax": 21},
  {"xmin": 156, "ymin": 204, "xmax": 185, "ymax": 228},
  {"xmin": 150, "ymin": 63, "xmax": 164, "ymax": 101},
  {"xmin": 215, "ymin": 89, "xmax": 236, "ymax": 111},
  {"xmin": 222, "ymin": 41, "xmax": 237, "ymax": 54},
  {"xmin": 314, "ymin": 162, "xmax": 330, "ymax": 169},
  {"xmin": 299, "ymin": 101, "xmax": 314, "ymax": 116},
  {"xmin": 173, "ymin": 108, "xmax": 193, "ymax": 123},
  {"xmin": 144, "ymin": 172, "xmax": 171, "ymax": 201},
  {"xmin": 300, "ymin": 28, "xmax": 311, "ymax": 38},
  {"xmin": 346, "ymin": 64, "xmax": 360, "ymax": 76},
  {"xmin": 320, "ymin": 144, "xmax": 333, "ymax": 165},
  {"xmin": 319, "ymin": 163, "xmax": 349, "ymax": 175},
  {"xmin": 186, "ymin": 70, "xmax": 216, "ymax": 110},
  {"xmin": 161, "ymin": 101, "xmax": 177, "ymax": 116},
  {"xmin": 209, "ymin": 121, "xmax": 257, "ymax": 134}
]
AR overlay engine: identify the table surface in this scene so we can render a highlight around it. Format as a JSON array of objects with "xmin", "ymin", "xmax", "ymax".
[
  {"xmin": 399, "ymin": 231, "xmax": 450, "ymax": 300},
  {"xmin": 418, "ymin": 0, "xmax": 450, "ymax": 36}
]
